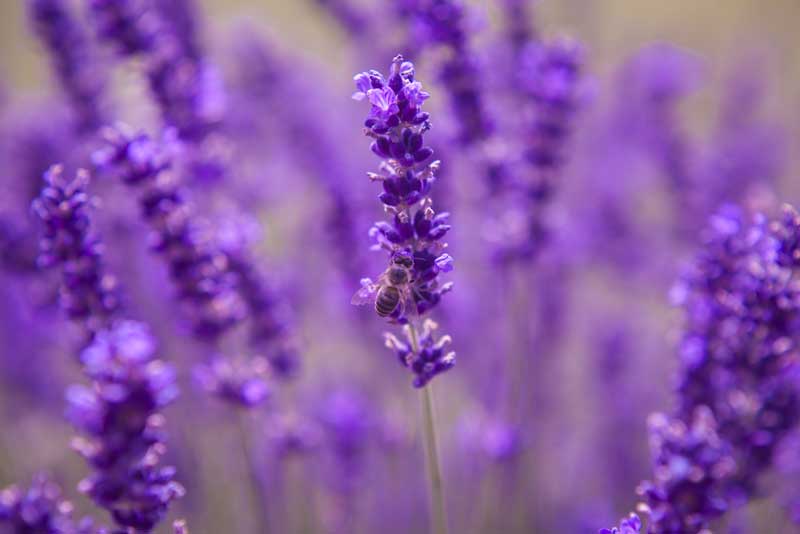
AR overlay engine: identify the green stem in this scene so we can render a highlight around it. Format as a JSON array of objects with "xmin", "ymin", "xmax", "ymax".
[
  {"xmin": 420, "ymin": 384, "xmax": 448, "ymax": 534},
  {"xmin": 408, "ymin": 321, "xmax": 448, "ymax": 534}
]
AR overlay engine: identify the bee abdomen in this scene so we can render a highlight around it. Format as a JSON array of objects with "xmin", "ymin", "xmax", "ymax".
[{"xmin": 375, "ymin": 286, "xmax": 400, "ymax": 317}]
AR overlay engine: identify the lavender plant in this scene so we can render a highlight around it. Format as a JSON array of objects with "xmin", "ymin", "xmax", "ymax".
[
  {"xmin": 606, "ymin": 206, "xmax": 800, "ymax": 533},
  {"xmin": 32, "ymin": 165, "xmax": 184, "ymax": 532},
  {"xmin": 352, "ymin": 55, "xmax": 454, "ymax": 534}
]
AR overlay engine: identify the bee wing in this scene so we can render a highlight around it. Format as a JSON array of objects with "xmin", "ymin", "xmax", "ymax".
[
  {"xmin": 351, "ymin": 280, "xmax": 378, "ymax": 306},
  {"xmin": 398, "ymin": 286, "xmax": 419, "ymax": 320}
]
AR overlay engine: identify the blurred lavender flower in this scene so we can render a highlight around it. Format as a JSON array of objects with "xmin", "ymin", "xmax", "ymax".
[
  {"xmin": 32, "ymin": 165, "xmax": 122, "ymax": 334},
  {"xmin": 673, "ymin": 205, "xmax": 800, "ymax": 499},
  {"xmin": 502, "ymin": 0, "xmax": 537, "ymax": 60},
  {"xmin": 599, "ymin": 513, "xmax": 642, "ymax": 534},
  {"xmin": 352, "ymin": 55, "xmax": 455, "ymax": 386},
  {"xmin": 317, "ymin": 389, "xmax": 373, "ymax": 484},
  {"xmin": 696, "ymin": 58, "xmax": 786, "ymax": 216},
  {"xmin": 0, "ymin": 475, "xmax": 94, "ymax": 533},
  {"xmin": 230, "ymin": 31, "xmax": 367, "ymax": 284},
  {"xmin": 194, "ymin": 354, "xmax": 271, "ymax": 407},
  {"xmin": 27, "ymin": 0, "xmax": 107, "ymax": 134},
  {"xmin": 89, "ymin": 0, "xmax": 227, "ymax": 181},
  {"xmin": 492, "ymin": 38, "xmax": 583, "ymax": 262},
  {"xmin": 314, "ymin": 0, "xmax": 370, "ymax": 37},
  {"xmin": 411, "ymin": 0, "xmax": 493, "ymax": 144},
  {"xmin": 617, "ymin": 44, "xmax": 704, "ymax": 235},
  {"xmin": 93, "ymin": 125, "xmax": 245, "ymax": 339},
  {"xmin": 69, "ymin": 320, "xmax": 183, "ymax": 532},
  {"xmin": 217, "ymin": 214, "xmax": 300, "ymax": 379},
  {"xmin": 316, "ymin": 389, "xmax": 373, "ymax": 533},
  {"xmin": 614, "ymin": 205, "xmax": 800, "ymax": 532},
  {"xmin": 265, "ymin": 413, "xmax": 321, "ymax": 458},
  {"xmin": 636, "ymin": 409, "xmax": 731, "ymax": 533}
]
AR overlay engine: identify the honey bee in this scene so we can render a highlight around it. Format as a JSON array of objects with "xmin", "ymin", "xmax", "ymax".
[{"xmin": 352, "ymin": 251, "xmax": 418, "ymax": 319}]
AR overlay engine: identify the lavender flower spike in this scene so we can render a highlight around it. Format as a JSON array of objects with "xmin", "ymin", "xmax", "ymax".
[
  {"xmin": 352, "ymin": 55, "xmax": 455, "ymax": 387},
  {"xmin": 92, "ymin": 125, "xmax": 245, "ymax": 339},
  {"xmin": 353, "ymin": 54, "xmax": 452, "ymax": 534},
  {"xmin": 32, "ymin": 165, "xmax": 121, "ymax": 334},
  {"xmin": 28, "ymin": 0, "xmax": 107, "ymax": 133},
  {"xmin": 69, "ymin": 320, "xmax": 184, "ymax": 531}
]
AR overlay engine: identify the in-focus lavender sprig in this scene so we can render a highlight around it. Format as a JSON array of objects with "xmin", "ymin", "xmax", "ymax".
[
  {"xmin": 352, "ymin": 55, "xmax": 455, "ymax": 387},
  {"xmin": 32, "ymin": 165, "xmax": 121, "ymax": 334},
  {"xmin": 352, "ymin": 54, "xmax": 452, "ymax": 534},
  {"xmin": 28, "ymin": 0, "xmax": 107, "ymax": 134}
]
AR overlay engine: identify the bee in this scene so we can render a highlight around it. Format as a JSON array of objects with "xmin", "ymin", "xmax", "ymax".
[{"xmin": 352, "ymin": 251, "xmax": 418, "ymax": 319}]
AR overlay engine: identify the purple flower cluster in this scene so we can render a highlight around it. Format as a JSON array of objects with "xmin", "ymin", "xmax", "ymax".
[
  {"xmin": 636, "ymin": 409, "xmax": 731, "ymax": 533},
  {"xmin": 32, "ymin": 165, "xmax": 121, "ymax": 333},
  {"xmin": 27, "ymin": 0, "xmax": 107, "ymax": 134},
  {"xmin": 89, "ymin": 0, "xmax": 225, "ymax": 142},
  {"xmin": 68, "ymin": 320, "xmax": 183, "ymax": 532},
  {"xmin": 0, "ymin": 475, "xmax": 94, "ymax": 534},
  {"xmin": 384, "ymin": 319, "xmax": 455, "ymax": 388},
  {"xmin": 674, "ymin": 205, "xmax": 800, "ymax": 498},
  {"xmin": 494, "ymin": 38, "xmax": 583, "ymax": 262},
  {"xmin": 353, "ymin": 56, "xmax": 455, "ymax": 387},
  {"xmin": 93, "ymin": 126, "xmax": 245, "ymax": 339},
  {"xmin": 599, "ymin": 513, "xmax": 642, "ymax": 534},
  {"xmin": 410, "ymin": 0, "xmax": 493, "ymax": 144},
  {"xmin": 94, "ymin": 124, "xmax": 298, "ymax": 386},
  {"xmin": 610, "ymin": 206, "xmax": 800, "ymax": 533},
  {"xmin": 194, "ymin": 354, "xmax": 271, "ymax": 407}
]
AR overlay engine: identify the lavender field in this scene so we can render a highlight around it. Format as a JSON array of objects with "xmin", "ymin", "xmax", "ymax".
[{"xmin": 0, "ymin": 0, "xmax": 799, "ymax": 533}]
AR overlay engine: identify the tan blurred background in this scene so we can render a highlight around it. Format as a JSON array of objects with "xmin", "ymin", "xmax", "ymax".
[{"xmin": 2, "ymin": 0, "xmax": 799, "ymax": 186}]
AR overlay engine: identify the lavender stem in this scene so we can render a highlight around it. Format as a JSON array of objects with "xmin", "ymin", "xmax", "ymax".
[
  {"xmin": 236, "ymin": 412, "xmax": 272, "ymax": 534},
  {"xmin": 414, "ymin": 321, "xmax": 448, "ymax": 534}
]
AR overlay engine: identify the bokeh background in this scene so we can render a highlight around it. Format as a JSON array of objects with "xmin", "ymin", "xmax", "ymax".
[{"xmin": 1, "ymin": 1, "xmax": 800, "ymax": 533}]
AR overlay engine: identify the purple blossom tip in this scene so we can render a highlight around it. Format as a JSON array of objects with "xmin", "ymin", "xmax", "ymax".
[
  {"xmin": 599, "ymin": 513, "xmax": 642, "ymax": 534},
  {"xmin": 384, "ymin": 319, "xmax": 455, "ymax": 388},
  {"xmin": 194, "ymin": 355, "xmax": 271, "ymax": 408}
]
